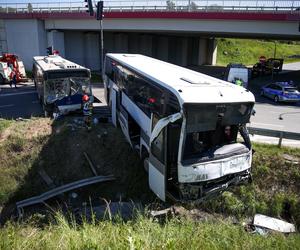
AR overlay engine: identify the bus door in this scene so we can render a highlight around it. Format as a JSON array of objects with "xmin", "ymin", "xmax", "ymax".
[{"xmin": 149, "ymin": 112, "xmax": 181, "ymax": 201}]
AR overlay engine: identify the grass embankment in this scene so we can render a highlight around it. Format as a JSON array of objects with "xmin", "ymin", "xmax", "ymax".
[
  {"xmin": 1, "ymin": 214, "xmax": 300, "ymax": 249},
  {"xmin": 0, "ymin": 118, "xmax": 300, "ymax": 248},
  {"xmin": 217, "ymin": 39, "xmax": 300, "ymax": 66}
]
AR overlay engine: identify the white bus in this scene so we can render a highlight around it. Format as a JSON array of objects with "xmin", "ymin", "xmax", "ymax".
[
  {"xmin": 104, "ymin": 54, "xmax": 255, "ymax": 203},
  {"xmin": 33, "ymin": 55, "xmax": 93, "ymax": 116}
]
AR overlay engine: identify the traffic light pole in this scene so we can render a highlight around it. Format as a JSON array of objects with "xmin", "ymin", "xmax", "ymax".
[{"xmin": 100, "ymin": 19, "xmax": 104, "ymax": 81}]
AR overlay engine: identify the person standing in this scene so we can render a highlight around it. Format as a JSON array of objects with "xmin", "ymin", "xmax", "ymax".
[{"xmin": 10, "ymin": 70, "xmax": 17, "ymax": 88}]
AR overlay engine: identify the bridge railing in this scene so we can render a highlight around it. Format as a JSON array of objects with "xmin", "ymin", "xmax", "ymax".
[{"xmin": 0, "ymin": 0, "xmax": 299, "ymax": 14}]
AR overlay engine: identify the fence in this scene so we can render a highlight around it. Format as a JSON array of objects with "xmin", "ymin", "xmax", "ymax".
[
  {"xmin": 0, "ymin": 0, "xmax": 299, "ymax": 14},
  {"xmin": 248, "ymin": 127, "xmax": 300, "ymax": 147}
]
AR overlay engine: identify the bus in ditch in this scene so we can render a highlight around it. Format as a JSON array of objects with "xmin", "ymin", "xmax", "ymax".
[
  {"xmin": 33, "ymin": 55, "xmax": 93, "ymax": 117},
  {"xmin": 104, "ymin": 53, "xmax": 255, "ymax": 203}
]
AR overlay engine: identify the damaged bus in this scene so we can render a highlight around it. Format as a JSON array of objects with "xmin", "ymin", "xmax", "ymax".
[
  {"xmin": 33, "ymin": 55, "xmax": 92, "ymax": 117},
  {"xmin": 104, "ymin": 54, "xmax": 255, "ymax": 203}
]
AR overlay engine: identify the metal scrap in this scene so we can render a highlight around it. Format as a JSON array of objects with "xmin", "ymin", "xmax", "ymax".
[
  {"xmin": 252, "ymin": 214, "xmax": 296, "ymax": 234},
  {"xmin": 16, "ymin": 175, "xmax": 115, "ymax": 218}
]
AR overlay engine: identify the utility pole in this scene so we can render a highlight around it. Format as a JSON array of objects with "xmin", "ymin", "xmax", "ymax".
[{"xmin": 96, "ymin": 1, "xmax": 104, "ymax": 80}]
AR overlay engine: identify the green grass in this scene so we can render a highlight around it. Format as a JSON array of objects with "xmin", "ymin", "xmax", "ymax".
[
  {"xmin": 0, "ymin": 118, "xmax": 300, "ymax": 248},
  {"xmin": 0, "ymin": 213, "xmax": 299, "ymax": 250},
  {"xmin": 217, "ymin": 38, "xmax": 300, "ymax": 66},
  {"xmin": 0, "ymin": 119, "xmax": 13, "ymax": 134}
]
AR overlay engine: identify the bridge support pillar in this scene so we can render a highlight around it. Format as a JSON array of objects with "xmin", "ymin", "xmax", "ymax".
[
  {"xmin": 198, "ymin": 38, "xmax": 207, "ymax": 65},
  {"xmin": 177, "ymin": 37, "xmax": 188, "ymax": 66},
  {"xmin": 47, "ymin": 30, "xmax": 65, "ymax": 57},
  {"xmin": 114, "ymin": 33, "xmax": 128, "ymax": 53},
  {"xmin": 140, "ymin": 35, "xmax": 153, "ymax": 56},
  {"xmin": 207, "ymin": 38, "xmax": 217, "ymax": 66},
  {"xmin": 197, "ymin": 38, "xmax": 217, "ymax": 65},
  {"xmin": 128, "ymin": 33, "xmax": 140, "ymax": 53},
  {"xmin": 156, "ymin": 36, "xmax": 169, "ymax": 61},
  {"xmin": 84, "ymin": 33, "xmax": 100, "ymax": 71}
]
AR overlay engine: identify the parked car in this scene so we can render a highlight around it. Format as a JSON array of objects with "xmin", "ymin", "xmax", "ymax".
[
  {"xmin": 223, "ymin": 63, "xmax": 249, "ymax": 88},
  {"xmin": 260, "ymin": 82, "xmax": 300, "ymax": 103}
]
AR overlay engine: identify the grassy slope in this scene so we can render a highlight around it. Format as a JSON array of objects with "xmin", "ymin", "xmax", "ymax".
[
  {"xmin": 217, "ymin": 39, "xmax": 300, "ymax": 66},
  {"xmin": 1, "ymin": 215, "xmax": 300, "ymax": 250},
  {"xmin": 0, "ymin": 118, "xmax": 300, "ymax": 248}
]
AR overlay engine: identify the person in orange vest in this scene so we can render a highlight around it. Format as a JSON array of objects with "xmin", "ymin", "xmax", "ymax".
[{"xmin": 82, "ymin": 94, "xmax": 93, "ymax": 131}]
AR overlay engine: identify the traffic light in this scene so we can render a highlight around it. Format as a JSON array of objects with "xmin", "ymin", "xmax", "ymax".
[
  {"xmin": 85, "ymin": 0, "xmax": 94, "ymax": 16},
  {"xmin": 96, "ymin": 1, "xmax": 104, "ymax": 20},
  {"xmin": 47, "ymin": 46, "xmax": 53, "ymax": 55}
]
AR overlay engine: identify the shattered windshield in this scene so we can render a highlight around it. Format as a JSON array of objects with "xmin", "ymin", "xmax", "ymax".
[
  {"xmin": 45, "ymin": 77, "xmax": 90, "ymax": 103},
  {"xmin": 183, "ymin": 103, "xmax": 253, "ymax": 162}
]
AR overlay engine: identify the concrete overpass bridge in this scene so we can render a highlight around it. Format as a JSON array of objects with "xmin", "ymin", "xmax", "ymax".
[{"xmin": 0, "ymin": 0, "xmax": 299, "ymax": 70}]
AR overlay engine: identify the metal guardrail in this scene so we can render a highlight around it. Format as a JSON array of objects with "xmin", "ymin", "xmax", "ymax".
[
  {"xmin": 248, "ymin": 127, "xmax": 300, "ymax": 147},
  {"xmin": 0, "ymin": 0, "xmax": 299, "ymax": 14}
]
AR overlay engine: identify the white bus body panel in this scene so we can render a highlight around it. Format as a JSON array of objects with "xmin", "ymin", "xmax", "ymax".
[
  {"xmin": 149, "ymin": 161, "xmax": 166, "ymax": 201},
  {"xmin": 178, "ymin": 151, "xmax": 252, "ymax": 183}
]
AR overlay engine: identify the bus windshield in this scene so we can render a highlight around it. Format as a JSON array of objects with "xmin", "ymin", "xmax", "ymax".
[
  {"xmin": 45, "ymin": 77, "xmax": 91, "ymax": 104},
  {"xmin": 182, "ymin": 102, "xmax": 253, "ymax": 163}
]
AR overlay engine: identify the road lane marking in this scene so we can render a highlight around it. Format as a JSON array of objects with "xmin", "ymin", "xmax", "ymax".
[
  {"xmin": 0, "ymin": 104, "xmax": 14, "ymax": 108},
  {"xmin": 251, "ymin": 122, "xmax": 284, "ymax": 128},
  {"xmin": 0, "ymin": 90, "xmax": 36, "ymax": 97}
]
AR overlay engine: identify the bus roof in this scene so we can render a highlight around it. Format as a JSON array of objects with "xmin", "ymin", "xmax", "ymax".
[
  {"xmin": 33, "ymin": 55, "xmax": 89, "ymax": 72},
  {"xmin": 106, "ymin": 54, "xmax": 255, "ymax": 105}
]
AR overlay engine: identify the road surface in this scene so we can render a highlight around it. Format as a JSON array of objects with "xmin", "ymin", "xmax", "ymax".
[{"xmin": 0, "ymin": 82, "xmax": 43, "ymax": 119}]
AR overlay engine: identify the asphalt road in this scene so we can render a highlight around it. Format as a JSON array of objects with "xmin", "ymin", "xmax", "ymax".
[
  {"xmin": 1, "ymin": 67, "xmax": 300, "ymax": 134},
  {"xmin": 0, "ymin": 82, "xmax": 43, "ymax": 119},
  {"xmin": 196, "ymin": 64, "xmax": 300, "ymax": 134}
]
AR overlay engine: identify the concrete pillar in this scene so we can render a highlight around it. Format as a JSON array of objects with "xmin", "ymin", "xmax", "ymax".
[
  {"xmin": 47, "ymin": 30, "xmax": 65, "ymax": 57},
  {"xmin": 198, "ymin": 38, "xmax": 208, "ymax": 65},
  {"xmin": 84, "ymin": 33, "xmax": 100, "ymax": 71},
  {"xmin": 64, "ymin": 31, "xmax": 84, "ymax": 66},
  {"xmin": 104, "ymin": 32, "xmax": 114, "ymax": 54},
  {"xmin": 114, "ymin": 33, "xmax": 128, "ymax": 53},
  {"xmin": 177, "ymin": 37, "xmax": 188, "ymax": 66},
  {"xmin": 156, "ymin": 36, "xmax": 169, "ymax": 62},
  {"xmin": 0, "ymin": 19, "xmax": 8, "ymax": 54},
  {"xmin": 128, "ymin": 33, "xmax": 140, "ymax": 54},
  {"xmin": 37, "ymin": 20, "xmax": 47, "ymax": 56},
  {"xmin": 140, "ymin": 35, "xmax": 153, "ymax": 56},
  {"xmin": 207, "ymin": 38, "xmax": 217, "ymax": 66}
]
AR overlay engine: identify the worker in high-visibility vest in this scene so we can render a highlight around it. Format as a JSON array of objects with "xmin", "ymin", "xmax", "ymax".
[
  {"xmin": 82, "ymin": 94, "xmax": 93, "ymax": 131},
  {"xmin": 234, "ymin": 78, "xmax": 243, "ymax": 87}
]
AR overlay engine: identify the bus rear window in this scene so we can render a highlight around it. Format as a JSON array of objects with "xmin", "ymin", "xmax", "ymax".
[{"xmin": 46, "ymin": 70, "xmax": 90, "ymax": 80}]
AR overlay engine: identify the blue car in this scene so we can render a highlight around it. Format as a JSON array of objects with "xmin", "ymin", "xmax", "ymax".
[{"xmin": 260, "ymin": 82, "xmax": 300, "ymax": 103}]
